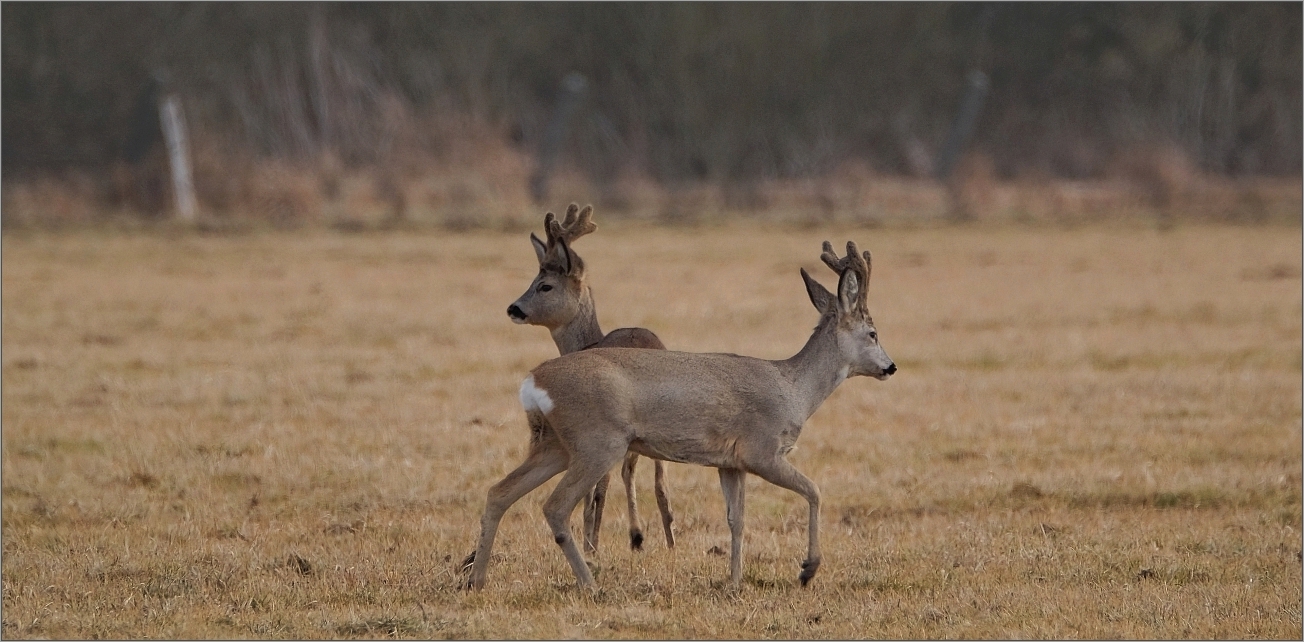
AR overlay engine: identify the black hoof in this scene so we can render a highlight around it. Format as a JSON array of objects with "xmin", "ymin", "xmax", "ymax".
[
  {"xmin": 799, "ymin": 560, "xmax": 819, "ymax": 587},
  {"xmin": 630, "ymin": 531, "xmax": 645, "ymax": 551}
]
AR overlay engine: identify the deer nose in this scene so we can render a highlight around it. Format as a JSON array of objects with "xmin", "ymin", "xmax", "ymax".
[
  {"xmin": 884, "ymin": 363, "xmax": 897, "ymax": 375},
  {"xmin": 507, "ymin": 304, "xmax": 527, "ymax": 320}
]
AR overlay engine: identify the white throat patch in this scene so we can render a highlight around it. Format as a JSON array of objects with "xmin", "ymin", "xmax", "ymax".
[{"xmin": 519, "ymin": 375, "xmax": 555, "ymax": 414}]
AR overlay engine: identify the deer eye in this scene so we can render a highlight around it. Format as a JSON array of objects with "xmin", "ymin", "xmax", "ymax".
[
  {"xmin": 869, "ymin": 330, "xmax": 878, "ymax": 341},
  {"xmin": 538, "ymin": 284, "xmax": 554, "ymax": 293}
]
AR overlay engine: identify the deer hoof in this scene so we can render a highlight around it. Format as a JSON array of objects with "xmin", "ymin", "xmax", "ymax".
[
  {"xmin": 799, "ymin": 559, "xmax": 821, "ymax": 587},
  {"xmin": 459, "ymin": 573, "xmax": 482, "ymax": 591},
  {"xmin": 630, "ymin": 530, "xmax": 644, "ymax": 551}
]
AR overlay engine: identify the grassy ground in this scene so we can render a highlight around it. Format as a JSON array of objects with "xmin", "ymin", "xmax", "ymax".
[{"xmin": 2, "ymin": 221, "xmax": 1300, "ymax": 638}]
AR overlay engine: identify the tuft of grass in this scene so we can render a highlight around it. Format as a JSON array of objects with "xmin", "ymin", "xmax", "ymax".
[{"xmin": 335, "ymin": 615, "xmax": 425, "ymax": 637}]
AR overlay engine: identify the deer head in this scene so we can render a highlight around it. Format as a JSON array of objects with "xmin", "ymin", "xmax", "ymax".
[
  {"xmin": 800, "ymin": 240, "xmax": 895, "ymax": 380},
  {"xmin": 508, "ymin": 204, "xmax": 598, "ymax": 330}
]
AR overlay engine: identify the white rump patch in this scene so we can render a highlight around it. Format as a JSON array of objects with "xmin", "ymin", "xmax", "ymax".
[{"xmin": 519, "ymin": 375, "xmax": 554, "ymax": 414}]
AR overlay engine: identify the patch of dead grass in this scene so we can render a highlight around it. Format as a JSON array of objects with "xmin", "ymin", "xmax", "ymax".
[{"xmin": 2, "ymin": 223, "xmax": 1300, "ymax": 638}]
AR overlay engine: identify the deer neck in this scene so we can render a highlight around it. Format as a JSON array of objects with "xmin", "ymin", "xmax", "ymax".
[
  {"xmin": 778, "ymin": 313, "xmax": 850, "ymax": 421},
  {"xmin": 550, "ymin": 288, "xmax": 604, "ymax": 355}
]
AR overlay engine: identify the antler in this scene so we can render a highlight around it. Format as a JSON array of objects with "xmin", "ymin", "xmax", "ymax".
[
  {"xmin": 819, "ymin": 241, "xmax": 845, "ymax": 273},
  {"xmin": 821, "ymin": 241, "xmax": 870, "ymax": 280},
  {"xmin": 819, "ymin": 240, "xmax": 872, "ymax": 306},
  {"xmin": 544, "ymin": 204, "xmax": 597, "ymax": 246}
]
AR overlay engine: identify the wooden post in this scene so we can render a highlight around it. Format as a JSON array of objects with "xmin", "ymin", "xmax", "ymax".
[
  {"xmin": 934, "ymin": 70, "xmax": 989, "ymax": 181},
  {"xmin": 529, "ymin": 72, "xmax": 588, "ymax": 203},
  {"xmin": 159, "ymin": 94, "xmax": 198, "ymax": 222}
]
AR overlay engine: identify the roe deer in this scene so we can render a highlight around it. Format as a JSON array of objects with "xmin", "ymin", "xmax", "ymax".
[
  {"xmin": 466, "ymin": 241, "xmax": 896, "ymax": 591},
  {"xmin": 506, "ymin": 204, "xmax": 676, "ymax": 553}
]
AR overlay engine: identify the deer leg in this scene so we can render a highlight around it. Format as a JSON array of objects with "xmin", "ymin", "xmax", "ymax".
[
  {"xmin": 717, "ymin": 467, "xmax": 747, "ymax": 590},
  {"xmin": 465, "ymin": 442, "xmax": 569, "ymax": 590},
  {"xmin": 621, "ymin": 452, "xmax": 645, "ymax": 550},
  {"xmin": 582, "ymin": 487, "xmax": 596, "ymax": 553},
  {"xmin": 654, "ymin": 459, "xmax": 675, "ymax": 548},
  {"xmin": 746, "ymin": 458, "xmax": 822, "ymax": 587},
  {"xmin": 542, "ymin": 444, "xmax": 628, "ymax": 588},
  {"xmin": 582, "ymin": 473, "xmax": 611, "ymax": 554}
]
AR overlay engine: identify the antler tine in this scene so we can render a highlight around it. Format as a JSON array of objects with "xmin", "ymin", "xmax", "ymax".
[
  {"xmin": 862, "ymin": 250, "xmax": 872, "ymax": 283},
  {"xmin": 546, "ymin": 214, "xmax": 564, "ymax": 244},
  {"xmin": 561, "ymin": 203, "xmax": 580, "ymax": 228},
  {"xmin": 542, "ymin": 211, "xmax": 559, "ymax": 245},
  {"xmin": 845, "ymin": 241, "xmax": 864, "ymax": 272},
  {"xmin": 843, "ymin": 241, "xmax": 869, "ymax": 296},
  {"xmin": 819, "ymin": 241, "xmax": 844, "ymax": 273}
]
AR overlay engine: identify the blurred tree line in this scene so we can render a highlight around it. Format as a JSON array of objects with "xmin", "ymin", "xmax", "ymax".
[{"xmin": 3, "ymin": 2, "xmax": 1300, "ymax": 189}]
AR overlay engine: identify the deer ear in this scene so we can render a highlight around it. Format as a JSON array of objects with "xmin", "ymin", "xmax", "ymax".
[
  {"xmin": 837, "ymin": 268, "xmax": 860, "ymax": 313},
  {"xmin": 555, "ymin": 236, "xmax": 583, "ymax": 276},
  {"xmin": 530, "ymin": 233, "xmax": 547, "ymax": 264},
  {"xmin": 801, "ymin": 268, "xmax": 835, "ymax": 313},
  {"xmin": 539, "ymin": 236, "xmax": 567, "ymax": 274}
]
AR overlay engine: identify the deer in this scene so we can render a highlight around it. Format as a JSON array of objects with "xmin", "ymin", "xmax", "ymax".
[
  {"xmin": 465, "ymin": 240, "xmax": 896, "ymax": 592},
  {"xmin": 472, "ymin": 204, "xmax": 676, "ymax": 567}
]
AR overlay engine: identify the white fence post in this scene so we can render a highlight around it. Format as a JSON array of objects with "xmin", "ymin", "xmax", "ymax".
[{"xmin": 159, "ymin": 94, "xmax": 198, "ymax": 222}]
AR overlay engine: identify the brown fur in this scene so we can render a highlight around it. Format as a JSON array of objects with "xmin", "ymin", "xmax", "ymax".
[
  {"xmin": 505, "ymin": 204, "xmax": 675, "ymax": 553},
  {"xmin": 468, "ymin": 241, "xmax": 896, "ymax": 591}
]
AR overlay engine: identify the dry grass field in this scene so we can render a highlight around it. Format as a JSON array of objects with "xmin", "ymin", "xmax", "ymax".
[{"xmin": 2, "ymin": 221, "xmax": 1300, "ymax": 638}]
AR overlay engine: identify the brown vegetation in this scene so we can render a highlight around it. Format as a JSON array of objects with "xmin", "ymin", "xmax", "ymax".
[
  {"xmin": 4, "ymin": 4, "xmax": 1300, "ymax": 215},
  {"xmin": 3, "ymin": 148, "xmax": 1300, "ymax": 232},
  {"xmin": 2, "ymin": 221, "xmax": 1299, "ymax": 638}
]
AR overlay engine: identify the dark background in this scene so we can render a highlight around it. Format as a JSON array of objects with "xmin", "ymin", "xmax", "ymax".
[{"xmin": 3, "ymin": 2, "xmax": 1300, "ymax": 211}]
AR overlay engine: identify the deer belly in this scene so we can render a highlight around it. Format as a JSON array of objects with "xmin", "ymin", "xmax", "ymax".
[{"xmin": 627, "ymin": 434, "xmax": 743, "ymax": 469}]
